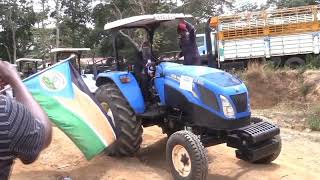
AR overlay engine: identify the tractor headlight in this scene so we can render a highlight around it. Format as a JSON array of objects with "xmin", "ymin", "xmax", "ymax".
[{"xmin": 220, "ymin": 95, "xmax": 235, "ymax": 118}]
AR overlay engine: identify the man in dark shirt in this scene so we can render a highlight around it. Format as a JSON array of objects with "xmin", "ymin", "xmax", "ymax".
[
  {"xmin": 177, "ymin": 19, "xmax": 201, "ymax": 65},
  {"xmin": 0, "ymin": 60, "xmax": 52, "ymax": 179}
]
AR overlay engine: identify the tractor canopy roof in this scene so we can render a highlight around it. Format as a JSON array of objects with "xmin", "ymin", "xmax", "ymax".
[
  {"xmin": 50, "ymin": 48, "xmax": 91, "ymax": 53},
  {"xmin": 16, "ymin": 58, "xmax": 43, "ymax": 63},
  {"xmin": 104, "ymin": 13, "xmax": 193, "ymax": 31}
]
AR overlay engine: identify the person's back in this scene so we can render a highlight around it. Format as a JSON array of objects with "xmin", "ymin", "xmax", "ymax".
[
  {"xmin": 0, "ymin": 60, "xmax": 52, "ymax": 179},
  {"xmin": 178, "ymin": 20, "xmax": 201, "ymax": 65}
]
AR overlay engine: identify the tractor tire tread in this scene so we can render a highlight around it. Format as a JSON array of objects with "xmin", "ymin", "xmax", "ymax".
[
  {"xmin": 95, "ymin": 83, "xmax": 143, "ymax": 157},
  {"xmin": 167, "ymin": 130, "xmax": 208, "ymax": 180}
]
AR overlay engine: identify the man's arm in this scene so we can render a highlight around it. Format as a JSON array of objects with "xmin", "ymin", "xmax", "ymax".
[
  {"xmin": 10, "ymin": 77, "xmax": 52, "ymax": 148},
  {"xmin": 180, "ymin": 20, "xmax": 196, "ymax": 40},
  {"xmin": 0, "ymin": 61, "xmax": 52, "ymax": 148}
]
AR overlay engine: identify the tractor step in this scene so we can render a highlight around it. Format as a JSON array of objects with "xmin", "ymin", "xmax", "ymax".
[{"xmin": 137, "ymin": 105, "xmax": 166, "ymax": 120}]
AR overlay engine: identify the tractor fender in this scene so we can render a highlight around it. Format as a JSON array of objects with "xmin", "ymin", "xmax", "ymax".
[{"xmin": 96, "ymin": 72, "xmax": 145, "ymax": 114}]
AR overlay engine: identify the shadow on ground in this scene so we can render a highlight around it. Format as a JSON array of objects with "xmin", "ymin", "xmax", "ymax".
[{"xmin": 136, "ymin": 137, "xmax": 281, "ymax": 180}]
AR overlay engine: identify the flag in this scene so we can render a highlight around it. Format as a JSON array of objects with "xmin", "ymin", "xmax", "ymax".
[{"xmin": 23, "ymin": 58, "xmax": 116, "ymax": 160}]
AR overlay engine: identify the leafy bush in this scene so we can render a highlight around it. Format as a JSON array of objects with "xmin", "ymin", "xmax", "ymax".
[
  {"xmin": 307, "ymin": 105, "xmax": 320, "ymax": 131},
  {"xmin": 305, "ymin": 54, "xmax": 320, "ymax": 69}
]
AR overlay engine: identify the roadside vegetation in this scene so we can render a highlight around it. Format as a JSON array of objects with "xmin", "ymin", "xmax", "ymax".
[
  {"xmin": 239, "ymin": 62, "xmax": 320, "ymax": 131},
  {"xmin": 306, "ymin": 105, "xmax": 320, "ymax": 131}
]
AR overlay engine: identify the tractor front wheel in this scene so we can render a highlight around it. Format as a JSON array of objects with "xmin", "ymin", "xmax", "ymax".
[
  {"xmin": 166, "ymin": 130, "xmax": 208, "ymax": 180},
  {"xmin": 95, "ymin": 83, "xmax": 143, "ymax": 157}
]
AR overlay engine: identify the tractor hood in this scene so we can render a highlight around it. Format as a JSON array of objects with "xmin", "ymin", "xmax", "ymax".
[
  {"xmin": 157, "ymin": 62, "xmax": 250, "ymax": 120},
  {"xmin": 159, "ymin": 62, "xmax": 243, "ymax": 88}
]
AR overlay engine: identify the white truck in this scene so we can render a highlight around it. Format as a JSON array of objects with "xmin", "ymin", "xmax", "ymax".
[{"xmin": 200, "ymin": 5, "xmax": 320, "ymax": 69}]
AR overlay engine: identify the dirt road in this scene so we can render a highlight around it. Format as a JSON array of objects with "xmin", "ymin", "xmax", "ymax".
[{"xmin": 11, "ymin": 126, "xmax": 320, "ymax": 180}]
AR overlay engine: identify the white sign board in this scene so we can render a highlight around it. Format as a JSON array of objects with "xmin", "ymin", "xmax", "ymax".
[
  {"xmin": 179, "ymin": 75, "xmax": 193, "ymax": 92},
  {"xmin": 154, "ymin": 14, "xmax": 176, "ymax": 21}
]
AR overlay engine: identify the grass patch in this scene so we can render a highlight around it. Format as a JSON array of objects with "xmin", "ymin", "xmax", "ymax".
[
  {"xmin": 307, "ymin": 105, "xmax": 320, "ymax": 131},
  {"xmin": 305, "ymin": 54, "xmax": 320, "ymax": 69},
  {"xmin": 299, "ymin": 83, "xmax": 313, "ymax": 98}
]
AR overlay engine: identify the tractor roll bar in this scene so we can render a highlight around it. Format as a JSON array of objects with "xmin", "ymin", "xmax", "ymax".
[{"xmin": 205, "ymin": 19, "xmax": 218, "ymax": 68}]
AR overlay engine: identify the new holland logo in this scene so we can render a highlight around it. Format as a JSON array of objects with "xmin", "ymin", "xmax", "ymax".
[
  {"xmin": 234, "ymin": 86, "xmax": 240, "ymax": 93},
  {"xmin": 40, "ymin": 71, "xmax": 67, "ymax": 92}
]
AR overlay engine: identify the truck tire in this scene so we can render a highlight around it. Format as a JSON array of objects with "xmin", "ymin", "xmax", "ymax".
[
  {"xmin": 271, "ymin": 57, "xmax": 282, "ymax": 68},
  {"xmin": 166, "ymin": 130, "xmax": 208, "ymax": 180},
  {"xmin": 253, "ymin": 135, "xmax": 282, "ymax": 164},
  {"xmin": 95, "ymin": 83, "xmax": 143, "ymax": 156},
  {"xmin": 285, "ymin": 57, "xmax": 305, "ymax": 68}
]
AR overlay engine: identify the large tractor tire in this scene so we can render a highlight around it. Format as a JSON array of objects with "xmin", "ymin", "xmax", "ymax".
[
  {"xmin": 166, "ymin": 130, "xmax": 208, "ymax": 180},
  {"xmin": 95, "ymin": 83, "xmax": 143, "ymax": 156}
]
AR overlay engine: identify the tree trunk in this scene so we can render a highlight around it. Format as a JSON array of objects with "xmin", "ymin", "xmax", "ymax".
[
  {"xmin": 42, "ymin": 0, "xmax": 45, "ymax": 29},
  {"xmin": 3, "ymin": 45, "xmax": 12, "ymax": 63},
  {"xmin": 55, "ymin": 0, "xmax": 60, "ymax": 62},
  {"xmin": 9, "ymin": 7, "xmax": 16, "ymax": 64},
  {"xmin": 12, "ymin": 28, "xmax": 16, "ymax": 63}
]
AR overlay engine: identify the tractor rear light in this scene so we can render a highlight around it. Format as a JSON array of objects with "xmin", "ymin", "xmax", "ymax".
[
  {"xmin": 220, "ymin": 95, "xmax": 235, "ymax": 119},
  {"xmin": 119, "ymin": 75, "xmax": 131, "ymax": 83}
]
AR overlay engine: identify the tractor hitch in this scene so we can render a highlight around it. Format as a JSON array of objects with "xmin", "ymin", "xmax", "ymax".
[{"xmin": 226, "ymin": 121, "xmax": 280, "ymax": 162}]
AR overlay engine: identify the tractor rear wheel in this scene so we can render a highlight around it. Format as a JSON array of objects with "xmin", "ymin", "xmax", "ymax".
[
  {"xmin": 166, "ymin": 130, "xmax": 208, "ymax": 180},
  {"xmin": 95, "ymin": 83, "xmax": 143, "ymax": 157}
]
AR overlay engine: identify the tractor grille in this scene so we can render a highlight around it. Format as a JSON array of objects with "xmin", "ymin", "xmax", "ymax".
[
  {"xmin": 230, "ymin": 93, "xmax": 248, "ymax": 113},
  {"xmin": 198, "ymin": 85, "xmax": 220, "ymax": 111}
]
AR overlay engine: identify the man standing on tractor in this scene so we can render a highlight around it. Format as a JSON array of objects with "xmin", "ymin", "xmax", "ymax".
[
  {"xmin": 138, "ymin": 41, "xmax": 155, "ymax": 102},
  {"xmin": 177, "ymin": 19, "xmax": 201, "ymax": 65}
]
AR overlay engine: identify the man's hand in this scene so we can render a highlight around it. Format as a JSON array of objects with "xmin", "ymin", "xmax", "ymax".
[
  {"xmin": 0, "ymin": 79, "xmax": 6, "ymax": 90},
  {"xmin": 0, "ymin": 60, "xmax": 20, "ymax": 86}
]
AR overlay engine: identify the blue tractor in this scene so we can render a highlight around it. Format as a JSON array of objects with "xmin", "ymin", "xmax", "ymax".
[{"xmin": 95, "ymin": 14, "xmax": 281, "ymax": 180}]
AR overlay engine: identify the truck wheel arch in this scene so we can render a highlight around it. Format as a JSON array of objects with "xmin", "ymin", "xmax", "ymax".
[{"xmin": 285, "ymin": 56, "xmax": 305, "ymax": 68}]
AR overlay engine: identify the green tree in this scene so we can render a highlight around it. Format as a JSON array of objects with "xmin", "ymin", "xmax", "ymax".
[
  {"xmin": 31, "ymin": 0, "xmax": 55, "ymax": 59},
  {"xmin": 90, "ymin": 0, "xmax": 232, "ymax": 58},
  {"xmin": 59, "ymin": 0, "xmax": 92, "ymax": 47},
  {"xmin": 0, "ymin": 0, "xmax": 37, "ymax": 63},
  {"xmin": 177, "ymin": 0, "xmax": 232, "ymax": 23}
]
